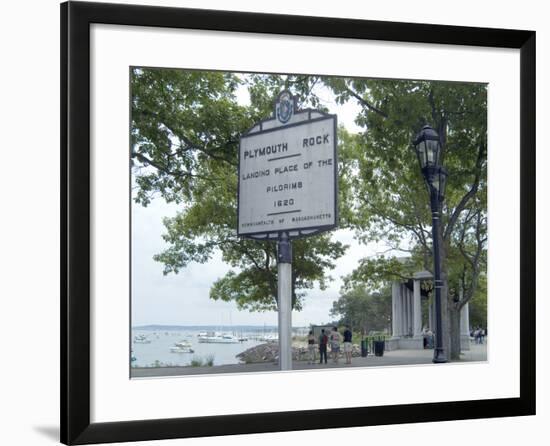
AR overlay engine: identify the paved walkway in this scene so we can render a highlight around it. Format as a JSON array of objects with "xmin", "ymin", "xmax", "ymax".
[{"xmin": 131, "ymin": 343, "xmax": 487, "ymax": 378}]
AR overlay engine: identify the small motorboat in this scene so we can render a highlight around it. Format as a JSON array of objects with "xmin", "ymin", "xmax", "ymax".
[
  {"xmin": 133, "ymin": 334, "xmax": 151, "ymax": 344},
  {"xmin": 170, "ymin": 340, "xmax": 194, "ymax": 353},
  {"xmin": 197, "ymin": 332, "xmax": 239, "ymax": 344}
]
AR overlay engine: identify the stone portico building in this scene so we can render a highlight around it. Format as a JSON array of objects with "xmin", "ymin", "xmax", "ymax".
[{"xmin": 386, "ymin": 270, "xmax": 471, "ymax": 351}]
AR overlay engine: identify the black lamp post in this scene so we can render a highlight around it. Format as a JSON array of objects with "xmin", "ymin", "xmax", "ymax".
[{"xmin": 414, "ymin": 125, "xmax": 448, "ymax": 363}]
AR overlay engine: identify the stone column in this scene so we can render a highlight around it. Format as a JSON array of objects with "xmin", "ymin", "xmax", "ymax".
[
  {"xmin": 391, "ymin": 282, "xmax": 400, "ymax": 338},
  {"xmin": 401, "ymin": 286, "xmax": 407, "ymax": 336},
  {"xmin": 407, "ymin": 289, "xmax": 412, "ymax": 336},
  {"xmin": 428, "ymin": 300, "xmax": 433, "ymax": 331},
  {"xmin": 461, "ymin": 302, "xmax": 470, "ymax": 335},
  {"xmin": 413, "ymin": 280, "xmax": 422, "ymax": 338},
  {"xmin": 460, "ymin": 287, "xmax": 471, "ymax": 351},
  {"xmin": 410, "ymin": 291, "xmax": 414, "ymax": 335},
  {"xmin": 399, "ymin": 284, "xmax": 405, "ymax": 336}
]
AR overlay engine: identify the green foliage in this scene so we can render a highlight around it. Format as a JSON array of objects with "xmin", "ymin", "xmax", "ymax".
[
  {"xmin": 205, "ymin": 235, "xmax": 347, "ymax": 311},
  {"xmin": 131, "ymin": 67, "xmax": 487, "ymax": 325},
  {"xmin": 330, "ymin": 284, "xmax": 392, "ymax": 333},
  {"xmin": 131, "ymin": 68, "xmax": 249, "ymax": 206},
  {"xmin": 132, "ymin": 69, "xmax": 348, "ymax": 311},
  {"xmin": 468, "ymin": 273, "xmax": 487, "ymax": 329},
  {"xmin": 323, "ymin": 77, "xmax": 487, "ymax": 308},
  {"xmin": 189, "ymin": 357, "xmax": 204, "ymax": 367},
  {"xmin": 189, "ymin": 355, "xmax": 215, "ymax": 367},
  {"xmin": 343, "ymin": 256, "xmax": 415, "ymax": 292}
]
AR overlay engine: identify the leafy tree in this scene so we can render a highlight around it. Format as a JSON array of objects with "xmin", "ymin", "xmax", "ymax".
[
  {"xmin": 467, "ymin": 273, "xmax": 487, "ymax": 330},
  {"xmin": 330, "ymin": 284, "xmax": 392, "ymax": 334},
  {"xmin": 131, "ymin": 68, "xmax": 347, "ymax": 311},
  {"xmin": 324, "ymin": 77, "xmax": 487, "ymax": 359},
  {"xmin": 130, "ymin": 67, "xmax": 488, "ymax": 356}
]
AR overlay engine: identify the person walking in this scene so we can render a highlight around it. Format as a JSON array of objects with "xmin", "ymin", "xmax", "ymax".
[
  {"xmin": 330, "ymin": 326, "xmax": 341, "ymax": 364},
  {"xmin": 307, "ymin": 330, "xmax": 316, "ymax": 364},
  {"xmin": 422, "ymin": 327, "xmax": 429, "ymax": 349},
  {"xmin": 318, "ymin": 329, "xmax": 328, "ymax": 364},
  {"xmin": 426, "ymin": 328, "xmax": 434, "ymax": 348},
  {"xmin": 343, "ymin": 325, "xmax": 353, "ymax": 364}
]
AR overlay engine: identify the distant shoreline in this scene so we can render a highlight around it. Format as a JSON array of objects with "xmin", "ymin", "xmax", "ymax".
[{"xmin": 133, "ymin": 324, "xmax": 308, "ymax": 330}]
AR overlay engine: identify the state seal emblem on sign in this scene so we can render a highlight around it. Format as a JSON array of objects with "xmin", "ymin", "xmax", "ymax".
[{"xmin": 276, "ymin": 91, "xmax": 294, "ymax": 124}]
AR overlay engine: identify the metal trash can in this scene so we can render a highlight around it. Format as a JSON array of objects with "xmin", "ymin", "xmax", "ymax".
[
  {"xmin": 361, "ymin": 339, "xmax": 368, "ymax": 357},
  {"xmin": 373, "ymin": 340, "xmax": 385, "ymax": 357}
]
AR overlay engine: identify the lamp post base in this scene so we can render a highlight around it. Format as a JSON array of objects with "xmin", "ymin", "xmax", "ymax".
[{"xmin": 432, "ymin": 348, "xmax": 448, "ymax": 363}]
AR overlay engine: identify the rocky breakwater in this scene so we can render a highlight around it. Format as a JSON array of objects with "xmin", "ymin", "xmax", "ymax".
[{"xmin": 236, "ymin": 342, "xmax": 362, "ymax": 364}]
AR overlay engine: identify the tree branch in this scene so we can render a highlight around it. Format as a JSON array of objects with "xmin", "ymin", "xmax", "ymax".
[
  {"xmin": 444, "ymin": 142, "xmax": 485, "ymax": 240},
  {"xmin": 135, "ymin": 108, "xmax": 238, "ymax": 167},
  {"xmin": 345, "ymin": 87, "xmax": 388, "ymax": 118},
  {"xmin": 131, "ymin": 152, "xmax": 202, "ymax": 179},
  {"xmin": 362, "ymin": 196, "xmax": 431, "ymax": 251}
]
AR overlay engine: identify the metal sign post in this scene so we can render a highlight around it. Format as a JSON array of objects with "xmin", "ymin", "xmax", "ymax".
[
  {"xmin": 237, "ymin": 91, "xmax": 338, "ymax": 371},
  {"xmin": 277, "ymin": 232, "xmax": 292, "ymax": 370}
]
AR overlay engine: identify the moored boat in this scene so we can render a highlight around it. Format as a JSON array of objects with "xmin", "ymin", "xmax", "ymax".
[
  {"xmin": 170, "ymin": 340, "xmax": 194, "ymax": 353},
  {"xmin": 197, "ymin": 332, "xmax": 239, "ymax": 344},
  {"xmin": 133, "ymin": 334, "xmax": 151, "ymax": 344}
]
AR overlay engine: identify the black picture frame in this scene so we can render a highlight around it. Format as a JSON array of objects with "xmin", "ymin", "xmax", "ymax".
[{"xmin": 61, "ymin": 1, "xmax": 536, "ymax": 444}]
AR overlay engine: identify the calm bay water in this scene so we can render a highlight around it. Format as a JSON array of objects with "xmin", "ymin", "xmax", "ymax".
[{"xmin": 131, "ymin": 328, "xmax": 274, "ymax": 367}]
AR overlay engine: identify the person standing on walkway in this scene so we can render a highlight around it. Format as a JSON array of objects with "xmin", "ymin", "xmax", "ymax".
[
  {"xmin": 330, "ymin": 326, "xmax": 341, "ymax": 364},
  {"xmin": 426, "ymin": 328, "xmax": 434, "ymax": 348},
  {"xmin": 343, "ymin": 325, "xmax": 353, "ymax": 364},
  {"xmin": 318, "ymin": 329, "xmax": 328, "ymax": 364},
  {"xmin": 307, "ymin": 330, "xmax": 316, "ymax": 364}
]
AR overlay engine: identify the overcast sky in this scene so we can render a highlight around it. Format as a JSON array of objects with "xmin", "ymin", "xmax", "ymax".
[{"xmin": 131, "ymin": 79, "xmax": 400, "ymax": 327}]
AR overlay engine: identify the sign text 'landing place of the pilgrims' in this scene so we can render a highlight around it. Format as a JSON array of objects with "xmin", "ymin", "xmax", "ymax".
[{"xmin": 238, "ymin": 91, "xmax": 338, "ymax": 239}]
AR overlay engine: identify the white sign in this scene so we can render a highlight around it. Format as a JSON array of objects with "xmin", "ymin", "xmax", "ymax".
[{"xmin": 238, "ymin": 111, "xmax": 337, "ymax": 238}]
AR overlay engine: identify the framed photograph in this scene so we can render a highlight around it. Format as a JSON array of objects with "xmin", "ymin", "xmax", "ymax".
[{"xmin": 61, "ymin": 1, "xmax": 535, "ymax": 444}]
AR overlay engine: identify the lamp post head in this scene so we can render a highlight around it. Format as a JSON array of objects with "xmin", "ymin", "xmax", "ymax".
[
  {"xmin": 433, "ymin": 166, "xmax": 448, "ymax": 202},
  {"xmin": 414, "ymin": 125, "xmax": 441, "ymax": 171}
]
